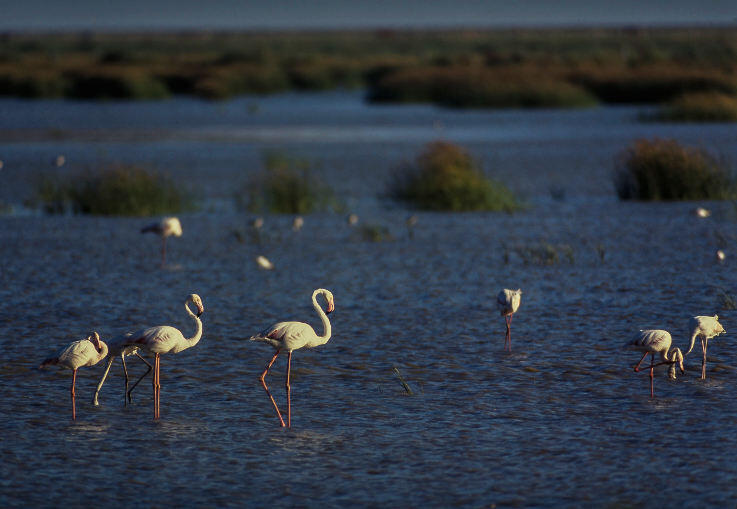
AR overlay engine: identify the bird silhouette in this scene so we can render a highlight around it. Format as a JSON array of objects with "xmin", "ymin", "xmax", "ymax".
[
  {"xmin": 40, "ymin": 332, "xmax": 109, "ymax": 419},
  {"xmin": 249, "ymin": 288, "xmax": 334, "ymax": 427},
  {"xmin": 686, "ymin": 315, "xmax": 726, "ymax": 379}
]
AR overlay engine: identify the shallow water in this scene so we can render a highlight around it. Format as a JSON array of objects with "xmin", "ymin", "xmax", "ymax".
[{"xmin": 2, "ymin": 92, "xmax": 737, "ymax": 507}]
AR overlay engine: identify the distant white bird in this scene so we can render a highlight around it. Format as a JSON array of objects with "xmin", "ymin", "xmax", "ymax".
[
  {"xmin": 497, "ymin": 288, "xmax": 522, "ymax": 351},
  {"xmin": 256, "ymin": 255, "xmax": 274, "ymax": 270},
  {"xmin": 626, "ymin": 329, "xmax": 684, "ymax": 398},
  {"xmin": 249, "ymin": 288, "xmax": 334, "ymax": 427},
  {"xmin": 141, "ymin": 217, "xmax": 182, "ymax": 266},
  {"xmin": 54, "ymin": 155, "xmax": 65, "ymax": 167},
  {"xmin": 92, "ymin": 332, "xmax": 152, "ymax": 406},
  {"xmin": 347, "ymin": 213, "xmax": 359, "ymax": 226},
  {"xmin": 121, "ymin": 294, "xmax": 204, "ymax": 419},
  {"xmin": 716, "ymin": 250, "xmax": 726, "ymax": 262},
  {"xmin": 686, "ymin": 315, "xmax": 725, "ymax": 380},
  {"xmin": 252, "ymin": 217, "xmax": 264, "ymax": 230},
  {"xmin": 292, "ymin": 216, "xmax": 304, "ymax": 232},
  {"xmin": 40, "ymin": 332, "xmax": 109, "ymax": 420},
  {"xmin": 694, "ymin": 207, "xmax": 711, "ymax": 218}
]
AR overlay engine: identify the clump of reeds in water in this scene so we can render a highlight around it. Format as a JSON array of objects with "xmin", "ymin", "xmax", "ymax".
[
  {"xmin": 716, "ymin": 288, "xmax": 737, "ymax": 311},
  {"xmin": 613, "ymin": 138, "xmax": 736, "ymax": 201},
  {"xmin": 35, "ymin": 165, "xmax": 194, "ymax": 216},
  {"xmin": 241, "ymin": 151, "xmax": 336, "ymax": 214},
  {"xmin": 390, "ymin": 141, "xmax": 520, "ymax": 212},
  {"xmin": 507, "ymin": 241, "xmax": 575, "ymax": 266},
  {"xmin": 657, "ymin": 92, "xmax": 737, "ymax": 123}
]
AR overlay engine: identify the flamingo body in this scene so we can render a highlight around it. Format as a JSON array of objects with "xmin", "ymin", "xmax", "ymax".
[
  {"xmin": 687, "ymin": 315, "xmax": 725, "ymax": 379},
  {"xmin": 497, "ymin": 288, "xmax": 521, "ymax": 351},
  {"xmin": 250, "ymin": 288, "xmax": 334, "ymax": 427},
  {"xmin": 626, "ymin": 329, "xmax": 684, "ymax": 397},
  {"xmin": 141, "ymin": 217, "xmax": 182, "ymax": 266}
]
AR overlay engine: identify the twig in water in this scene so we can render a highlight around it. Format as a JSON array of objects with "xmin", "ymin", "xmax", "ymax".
[{"xmin": 392, "ymin": 367, "xmax": 413, "ymax": 395}]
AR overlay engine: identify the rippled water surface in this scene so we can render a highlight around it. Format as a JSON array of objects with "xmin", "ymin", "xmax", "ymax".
[{"xmin": 2, "ymin": 92, "xmax": 737, "ymax": 507}]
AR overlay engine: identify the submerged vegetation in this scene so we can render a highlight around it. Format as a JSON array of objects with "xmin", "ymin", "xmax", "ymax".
[
  {"xmin": 614, "ymin": 138, "xmax": 736, "ymax": 201},
  {"xmin": 390, "ymin": 141, "xmax": 520, "ymax": 212},
  {"xmin": 1, "ymin": 28, "xmax": 736, "ymax": 109},
  {"xmin": 35, "ymin": 165, "xmax": 194, "ymax": 215}
]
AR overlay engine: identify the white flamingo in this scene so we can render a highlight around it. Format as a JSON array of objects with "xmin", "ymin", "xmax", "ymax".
[
  {"xmin": 140, "ymin": 217, "xmax": 182, "ymax": 266},
  {"xmin": 122, "ymin": 294, "xmax": 204, "ymax": 419},
  {"xmin": 249, "ymin": 288, "xmax": 334, "ymax": 427},
  {"xmin": 92, "ymin": 332, "xmax": 153, "ymax": 406},
  {"xmin": 40, "ymin": 332, "xmax": 109, "ymax": 420},
  {"xmin": 686, "ymin": 315, "xmax": 725, "ymax": 380},
  {"xmin": 626, "ymin": 329, "xmax": 685, "ymax": 397},
  {"xmin": 292, "ymin": 216, "xmax": 304, "ymax": 232},
  {"xmin": 497, "ymin": 288, "xmax": 521, "ymax": 351}
]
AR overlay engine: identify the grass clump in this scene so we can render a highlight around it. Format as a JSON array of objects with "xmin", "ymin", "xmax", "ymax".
[
  {"xmin": 390, "ymin": 141, "xmax": 520, "ymax": 212},
  {"xmin": 507, "ymin": 241, "xmax": 575, "ymax": 265},
  {"xmin": 242, "ymin": 152, "xmax": 335, "ymax": 214},
  {"xmin": 657, "ymin": 92, "xmax": 737, "ymax": 122},
  {"xmin": 35, "ymin": 165, "xmax": 194, "ymax": 215},
  {"xmin": 614, "ymin": 138, "xmax": 736, "ymax": 201}
]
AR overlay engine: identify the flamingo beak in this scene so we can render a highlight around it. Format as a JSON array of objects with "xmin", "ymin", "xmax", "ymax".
[
  {"xmin": 197, "ymin": 305, "xmax": 204, "ymax": 318},
  {"xmin": 679, "ymin": 361, "xmax": 685, "ymax": 374},
  {"xmin": 327, "ymin": 300, "xmax": 335, "ymax": 314}
]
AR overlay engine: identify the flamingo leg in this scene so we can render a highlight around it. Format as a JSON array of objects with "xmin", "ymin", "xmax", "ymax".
[
  {"xmin": 649, "ymin": 354, "xmax": 655, "ymax": 398},
  {"xmin": 633, "ymin": 351, "xmax": 649, "ymax": 372},
  {"xmin": 260, "ymin": 349, "xmax": 286, "ymax": 427},
  {"xmin": 71, "ymin": 368, "xmax": 77, "ymax": 420},
  {"xmin": 286, "ymin": 351, "xmax": 292, "ymax": 428},
  {"xmin": 152, "ymin": 353, "xmax": 161, "ymax": 419},
  {"xmin": 93, "ymin": 356, "xmax": 114, "ymax": 406},
  {"xmin": 121, "ymin": 355, "xmax": 130, "ymax": 405},
  {"xmin": 702, "ymin": 337, "xmax": 708, "ymax": 380},
  {"xmin": 127, "ymin": 352, "xmax": 153, "ymax": 403},
  {"xmin": 508, "ymin": 314, "xmax": 514, "ymax": 351}
]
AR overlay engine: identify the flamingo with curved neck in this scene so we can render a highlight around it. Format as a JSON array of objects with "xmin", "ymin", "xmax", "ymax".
[
  {"xmin": 122, "ymin": 294, "xmax": 204, "ymax": 419},
  {"xmin": 626, "ymin": 329, "xmax": 685, "ymax": 397},
  {"xmin": 686, "ymin": 315, "xmax": 725, "ymax": 380},
  {"xmin": 249, "ymin": 288, "xmax": 334, "ymax": 427}
]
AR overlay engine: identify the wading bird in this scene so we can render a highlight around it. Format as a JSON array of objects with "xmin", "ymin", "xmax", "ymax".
[
  {"xmin": 292, "ymin": 216, "xmax": 304, "ymax": 232},
  {"xmin": 92, "ymin": 332, "xmax": 152, "ymax": 406},
  {"xmin": 40, "ymin": 332, "xmax": 109, "ymax": 420},
  {"xmin": 249, "ymin": 288, "xmax": 334, "ymax": 427},
  {"xmin": 140, "ymin": 217, "xmax": 182, "ymax": 266},
  {"xmin": 256, "ymin": 255, "xmax": 274, "ymax": 270},
  {"xmin": 497, "ymin": 288, "xmax": 522, "ymax": 351},
  {"xmin": 686, "ymin": 315, "xmax": 726, "ymax": 380},
  {"xmin": 122, "ymin": 294, "xmax": 204, "ymax": 419},
  {"xmin": 626, "ymin": 329, "xmax": 684, "ymax": 397}
]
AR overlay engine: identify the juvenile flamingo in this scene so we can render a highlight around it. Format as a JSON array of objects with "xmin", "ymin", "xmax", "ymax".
[
  {"xmin": 92, "ymin": 332, "xmax": 152, "ymax": 406},
  {"xmin": 249, "ymin": 288, "xmax": 334, "ymax": 427},
  {"xmin": 626, "ymin": 329, "xmax": 684, "ymax": 397},
  {"xmin": 140, "ymin": 216, "xmax": 182, "ymax": 266},
  {"xmin": 40, "ymin": 332, "xmax": 109, "ymax": 420},
  {"xmin": 497, "ymin": 288, "xmax": 521, "ymax": 351},
  {"xmin": 686, "ymin": 315, "xmax": 726, "ymax": 380},
  {"xmin": 122, "ymin": 294, "xmax": 204, "ymax": 419}
]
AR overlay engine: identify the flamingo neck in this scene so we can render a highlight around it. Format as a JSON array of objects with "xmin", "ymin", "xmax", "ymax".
[
  {"xmin": 685, "ymin": 331, "xmax": 698, "ymax": 356},
  {"xmin": 311, "ymin": 289, "xmax": 331, "ymax": 346},
  {"xmin": 183, "ymin": 300, "xmax": 203, "ymax": 347}
]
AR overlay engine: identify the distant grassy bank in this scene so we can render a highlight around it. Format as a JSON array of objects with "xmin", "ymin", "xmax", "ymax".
[{"xmin": 1, "ymin": 28, "xmax": 736, "ymax": 107}]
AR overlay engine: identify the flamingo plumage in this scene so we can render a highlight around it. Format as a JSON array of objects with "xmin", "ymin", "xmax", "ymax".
[
  {"xmin": 121, "ymin": 294, "xmax": 204, "ymax": 419},
  {"xmin": 626, "ymin": 329, "xmax": 685, "ymax": 397},
  {"xmin": 92, "ymin": 332, "xmax": 152, "ymax": 406},
  {"xmin": 497, "ymin": 288, "xmax": 521, "ymax": 351},
  {"xmin": 40, "ymin": 332, "xmax": 109, "ymax": 420},
  {"xmin": 249, "ymin": 288, "xmax": 334, "ymax": 427},
  {"xmin": 686, "ymin": 315, "xmax": 725, "ymax": 380},
  {"xmin": 140, "ymin": 216, "xmax": 182, "ymax": 266}
]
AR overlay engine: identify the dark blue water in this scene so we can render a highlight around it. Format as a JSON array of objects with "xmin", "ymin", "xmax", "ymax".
[{"xmin": 2, "ymin": 92, "xmax": 737, "ymax": 507}]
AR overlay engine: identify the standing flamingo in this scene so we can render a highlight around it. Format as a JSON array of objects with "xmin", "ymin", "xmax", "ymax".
[
  {"xmin": 140, "ymin": 216, "xmax": 182, "ymax": 266},
  {"xmin": 497, "ymin": 288, "xmax": 521, "ymax": 351},
  {"xmin": 686, "ymin": 315, "xmax": 725, "ymax": 380},
  {"xmin": 626, "ymin": 329, "xmax": 685, "ymax": 397},
  {"xmin": 249, "ymin": 288, "xmax": 334, "ymax": 427},
  {"xmin": 40, "ymin": 332, "xmax": 109, "ymax": 420},
  {"xmin": 92, "ymin": 332, "xmax": 152, "ymax": 406},
  {"xmin": 122, "ymin": 294, "xmax": 204, "ymax": 419}
]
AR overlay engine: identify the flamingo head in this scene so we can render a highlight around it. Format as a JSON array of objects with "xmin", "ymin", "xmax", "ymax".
[
  {"xmin": 323, "ymin": 290, "xmax": 335, "ymax": 314},
  {"xmin": 668, "ymin": 348, "xmax": 685, "ymax": 379},
  {"xmin": 88, "ymin": 332, "xmax": 103, "ymax": 351},
  {"xmin": 714, "ymin": 315, "xmax": 725, "ymax": 335},
  {"xmin": 188, "ymin": 293, "xmax": 204, "ymax": 317}
]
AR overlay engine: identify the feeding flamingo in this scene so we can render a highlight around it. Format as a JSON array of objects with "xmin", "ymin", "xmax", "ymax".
[
  {"xmin": 121, "ymin": 294, "xmax": 204, "ymax": 419},
  {"xmin": 40, "ymin": 332, "xmax": 109, "ymax": 420},
  {"xmin": 497, "ymin": 288, "xmax": 521, "ymax": 351},
  {"xmin": 140, "ymin": 216, "xmax": 182, "ymax": 266},
  {"xmin": 249, "ymin": 288, "xmax": 334, "ymax": 427},
  {"xmin": 686, "ymin": 315, "xmax": 725, "ymax": 380},
  {"xmin": 92, "ymin": 332, "xmax": 152, "ymax": 406},
  {"xmin": 626, "ymin": 329, "xmax": 685, "ymax": 397}
]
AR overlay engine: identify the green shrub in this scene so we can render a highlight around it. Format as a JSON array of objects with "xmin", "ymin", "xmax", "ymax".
[
  {"xmin": 242, "ymin": 152, "xmax": 335, "ymax": 214},
  {"xmin": 35, "ymin": 165, "xmax": 194, "ymax": 215},
  {"xmin": 390, "ymin": 141, "xmax": 520, "ymax": 212},
  {"xmin": 614, "ymin": 138, "xmax": 735, "ymax": 200},
  {"xmin": 657, "ymin": 92, "xmax": 737, "ymax": 122},
  {"xmin": 65, "ymin": 70, "xmax": 170, "ymax": 99}
]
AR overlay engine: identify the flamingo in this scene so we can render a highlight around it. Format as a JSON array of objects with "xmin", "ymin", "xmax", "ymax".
[
  {"xmin": 122, "ymin": 294, "xmax": 204, "ymax": 419},
  {"xmin": 292, "ymin": 216, "xmax": 304, "ymax": 232},
  {"xmin": 497, "ymin": 288, "xmax": 521, "ymax": 351},
  {"xmin": 92, "ymin": 332, "xmax": 152, "ymax": 406},
  {"xmin": 140, "ymin": 216, "xmax": 182, "ymax": 266},
  {"xmin": 40, "ymin": 332, "xmax": 109, "ymax": 420},
  {"xmin": 626, "ymin": 329, "xmax": 685, "ymax": 397},
  {"xmin": 256, "ymin": 255, "xmax": 274, "ymax": 270},
  {"xmin": 686, "ymin": 315, "xmax": 725, "ymax": 380},
  {"xmin": 249, "ymin": 288, "xmax": 335, "ymax": 427}
]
